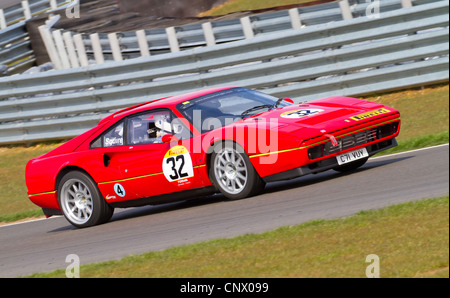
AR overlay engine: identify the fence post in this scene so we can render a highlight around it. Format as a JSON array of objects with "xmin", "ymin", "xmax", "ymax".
[
  {"xmin": 401, "ymin": 0, "xmax": 413, "ymax": 8},
  {"xmin": 289, "ymin": 8, "xmax": 303, "ymax": 30},
  {"xmin": 38, "ymin": 25, "xmax": 62, "ymax": 69},
  {"xmin": 202, "ymin": 22, "xmax": 216, "ymax": 46},
  {"xmin": 166, "ymin": 27, "xmax": 180, "ymax": 52},
  {"xmin": 53, "ymin": 29, "xmax": 71, "ymax": 69},
  {"xmin": 339, "ymin": 0, "xmax": 353, "ymax": 20},
  {"xmin": 108, "ymin": 33, "xmax": 123, "ymax": 61},
  {"xmin": 240, "ymin": 16, "xmax": 254, "ymax": 39},
  {"xmin": 49, "ymin": 0, "xmax": 58, "ymax": 10},
  {"xmin": 73, "ymin": 34, "xmax": 89, "ymax": 67},
  {"xmin": 0, "ymin": 9, "xmax": 6, "ymax": 29},
  {"xmin": 90, "ymin": 33, "xmax": 105, "ymax": 64},
  {"xmin": 63, "ymin": 31, "xmax": 80, "ymax": 68},
  {"xmin": 136, "ymin": 29, "xmax": 151, "ymax": 57},
  {"xmin": 21, "ymin": 1, "xmax": 32, "ymax": 20}
]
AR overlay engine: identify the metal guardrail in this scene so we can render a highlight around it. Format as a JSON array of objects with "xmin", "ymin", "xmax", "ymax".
[
  {"xmin": 67, "ymin": 0, "xmax": 431, "ymax": 64},
  {"xmin": 0, "ymin": 0, "xmax": 71, "ymax": 28},
  {"xmin": 0, "ymin": 0, "xmax": 448, "ymax": 144},
  {"xmin": 0, "ymin": 0, "xmax": 433, "ymax": 74},
  {"xmin": 0, "ymin": 21, "xmax": 34, "ymax": 75},
  {"xmin": 0, "ymin": 0, "xmax": 75, "ymax": 75}
]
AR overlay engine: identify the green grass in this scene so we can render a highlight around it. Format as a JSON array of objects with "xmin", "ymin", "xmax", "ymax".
[
  {"xmin": 0, "ymin": 84, "xmax": 448, "ymax": 223},
  {"xmin": 0, "ymin": 143, "xmax": 63, "ymax": 221},
  {"xmin": 362, "ymin": 84, "xmax": 449, "ymax": 141},
  {"xmin": 200, "ymin": 0, "xmax": 318, "ymax": 16},
  {"xmin": 26, "ymin": 196, "xmax": 449, "ymax": 278},
  {"xmin": 381, "ymin": 131, "xmax": 449, "ymax": 156}
]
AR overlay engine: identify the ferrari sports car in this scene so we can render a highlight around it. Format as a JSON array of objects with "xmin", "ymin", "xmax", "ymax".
[{"xmin": 26, "ymin": 87, "xmax": 400, "ymax": 228}]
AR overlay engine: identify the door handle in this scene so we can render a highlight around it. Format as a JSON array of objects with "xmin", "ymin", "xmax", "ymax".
[{"xmin": 103, "ymin": 154, "xmax": 111, "ymax": 167}]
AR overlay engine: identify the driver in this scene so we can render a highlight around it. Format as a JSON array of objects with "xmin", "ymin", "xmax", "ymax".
[
  {"xmin": 148, "ymin": 114, "xmax": 171, "ymax": 142},
  {"xmin": 147, "ymin": 121, "xmax": 163, "ymax": 143}
]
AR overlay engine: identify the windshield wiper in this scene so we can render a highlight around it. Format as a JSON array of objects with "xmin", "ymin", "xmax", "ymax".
[
  {"xmin": 240, "ymin": 104, "xmax": 273, "ymax": 118},
  {"xmin": 240, "ymin": 99, "xmax": 289, "ymax": 118},
  {"xmin": 272, "ymin": 98, "xmax": 285, "ymax": 109}
]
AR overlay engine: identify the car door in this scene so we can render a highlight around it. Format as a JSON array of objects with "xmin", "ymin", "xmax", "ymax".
[{"xmin": 96, "ymin": 108, "xmax": 204, "ymax": 203}]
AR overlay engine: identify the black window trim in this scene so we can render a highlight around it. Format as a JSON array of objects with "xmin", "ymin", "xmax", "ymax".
[{"xmin": 90, "ymin": 107, "xmax": 192, "ymax": 149}]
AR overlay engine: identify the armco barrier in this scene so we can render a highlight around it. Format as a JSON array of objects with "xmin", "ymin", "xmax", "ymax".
[
  {"xmin": 0, "ymin": 0, "xmax": 72, "ymax": 29},
  {"xmin": 0, "ymin": 0, "xmax": 448, "ymax": 144},
  {"xmin": 0, "ymin": 0, "xmax": 435, "ymax": 74},
  {"xmin": 54, "ymin": 0, "xmax": 429, "ymax": 66},
  {"xmin": 0, "ymin": 0, "xmax": 75, "ymax": 75},
  {"xmin": 0, "ymin": 21, "xmax": 34, "ymax": 75}
]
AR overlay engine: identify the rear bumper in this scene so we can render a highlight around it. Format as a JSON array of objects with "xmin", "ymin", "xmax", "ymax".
[
  {"xmin": 28, "ymin": 191, "xmax": 59, "ymax": 210},
  {"xmin": 263, "ymin": 138, "xmax": 397, "ymax": 183}
]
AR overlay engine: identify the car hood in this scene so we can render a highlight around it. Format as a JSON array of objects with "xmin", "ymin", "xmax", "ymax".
[{"xmin": 238, "ymin": 97, "xmax": 399, "ymax": 137}]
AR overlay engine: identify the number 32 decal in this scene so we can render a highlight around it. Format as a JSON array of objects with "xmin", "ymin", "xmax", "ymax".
[{"xmin": 162, "ymin": 146, "xmax": 194, "ymax": 183}]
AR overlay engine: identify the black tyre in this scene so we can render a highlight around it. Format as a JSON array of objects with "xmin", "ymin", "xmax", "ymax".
[
  {"xmin": 58, "ymin": 171, "xmax": 114, "ymax": 228},
  {"xmin": 209, "ymin": 141, "xmax": 265, "ymax": 200},
  {"xmin": 333, "ymin": 157, "xmax": 369, "ymax": 173}
]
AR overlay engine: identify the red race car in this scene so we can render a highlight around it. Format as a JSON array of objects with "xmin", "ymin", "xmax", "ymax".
[{"xmin": 26, "ymin": 87, "xmax": 400, "ymax": 228}]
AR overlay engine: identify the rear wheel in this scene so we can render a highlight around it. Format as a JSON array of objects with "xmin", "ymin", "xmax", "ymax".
[
  {"xmin": 210, "ymin": 141, "xmax": 265, "ymax": 200},
  {"xmin": 58, "ymin": 171, "xmax": 113, "ymax": 228}
]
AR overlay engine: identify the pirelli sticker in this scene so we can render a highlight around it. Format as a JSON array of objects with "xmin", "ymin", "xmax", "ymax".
[
  {"xmin": 350, "ymin": 108, "xmax": 391, "ymax": 121},
  {"xmin": 162, "ymin": 145, "xmax": 194, "ymax": 187}
]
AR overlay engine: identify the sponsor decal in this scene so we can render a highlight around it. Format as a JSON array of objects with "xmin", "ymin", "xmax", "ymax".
[
  {"xmin": 105, "ymin": 137, "xmax": 123, "ymax": 147},
  {"xmin": 114, "ymin": 183, "xmax": 126, "ymax": 197},
  {"xmin": 162, "ymin": 145, "xmax": 194, "ymax": 186},
  {"xmin": 280, "ymin": 109, "xmax": 324, "ymax": 119},
  {"xmin": 350, "ymin": 108, "xmax": 391, "ymax": 121}
]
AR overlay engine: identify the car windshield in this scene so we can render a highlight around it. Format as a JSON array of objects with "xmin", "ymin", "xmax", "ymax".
[{"xmin": 176, "ymin": 87, "xmax": 289, "ymax": 134}]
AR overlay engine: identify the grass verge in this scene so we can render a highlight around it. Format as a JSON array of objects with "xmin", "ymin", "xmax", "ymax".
[
  {"xmin": 199, "ymin": 0, "xmax": 318, "ymax": 16},
  {"xmin": 26, "ymin": 196, "xmax": 449, "ymax": 278}
]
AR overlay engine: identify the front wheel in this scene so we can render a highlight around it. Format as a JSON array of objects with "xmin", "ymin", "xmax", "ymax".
[
  {"xmin": 58, "ymin": 171, "xmax": 113, "ymax": 228},
  {"xmin": 209, "ymin": 142, "xmax": 265, "ymax": 200}
]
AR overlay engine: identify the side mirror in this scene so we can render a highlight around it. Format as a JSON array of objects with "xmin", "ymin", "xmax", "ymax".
[
  {"xmin": 283, "ymin": 98, "xmax": 294, "ymax": 104},
  {"xmin": 162, "ymin": 134, "xmax": 180, "ymax": 143}
]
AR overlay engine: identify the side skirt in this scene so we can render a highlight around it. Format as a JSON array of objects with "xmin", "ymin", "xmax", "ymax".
[{"xmin": 109, "ymin": 186, "xmax": 217, "ymax": 208}]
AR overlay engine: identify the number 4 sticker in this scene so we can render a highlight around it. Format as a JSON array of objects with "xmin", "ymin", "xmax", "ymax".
[
  {"xmin": 114, "ymin": 183, "xmax": 126, "ymax": 197},
  {"xmin": 162, "ymin": 145, "xmax": 194, "ymax": 183}
]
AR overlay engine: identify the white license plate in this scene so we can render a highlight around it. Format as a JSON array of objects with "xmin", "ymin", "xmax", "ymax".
[{"xmin": 336, "ymin": 147, "xmax": 369, "ymax": 165}]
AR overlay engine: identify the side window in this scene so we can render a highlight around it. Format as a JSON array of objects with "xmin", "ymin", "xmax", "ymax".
[
  {"xmin": 127, "ymin": 110, "xmax": 173, "ymax": 145},
  {"xmin": 91, "ymin": 121, "xmax": 125, "ymax": 149},
  {"xmin": 127, "ymin": 110, "xmax": 193, "ymax": 145},
  {"xmin": 103, "ymin": 121, "xmax": 124, "ymax": 147}
]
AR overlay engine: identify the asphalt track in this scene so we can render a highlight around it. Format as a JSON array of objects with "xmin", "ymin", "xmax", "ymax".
[{"xmin": 0, "ymin": 145, "xmax": 448, "ymax": 277}]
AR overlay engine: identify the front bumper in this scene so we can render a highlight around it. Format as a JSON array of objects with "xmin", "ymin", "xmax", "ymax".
[{"xmin": 263, "ymin": 138, "xmax": 397, "ymax": 183}]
